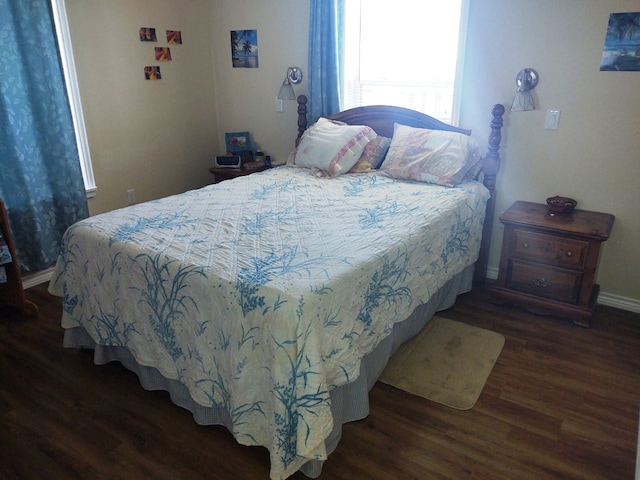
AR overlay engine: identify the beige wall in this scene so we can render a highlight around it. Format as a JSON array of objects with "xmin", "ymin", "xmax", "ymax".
[
  {"xmin": 460, "ymin": 0, "xmax": 640, "ymax": 305},
  {"xmin": 66, "ymin": 0, "xmax": 640, "ymax": 306},
  {"xmin": 65, "ymin": 0, "xmax": 218, "ymax": 215},
  {"xmin": 209, "ymin": 0, "xmax": 309, "ymax": 164}
]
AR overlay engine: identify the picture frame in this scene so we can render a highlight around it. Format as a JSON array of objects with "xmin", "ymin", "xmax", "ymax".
[{"xmin": 225, "ymin": 131, "xmax": 252, "ymax": 154}]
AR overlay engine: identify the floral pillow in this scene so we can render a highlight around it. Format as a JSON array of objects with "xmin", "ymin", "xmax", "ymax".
[
  {"xmin": 379, "ymin": 123, "xmax": 481, "ymax": 186},
  {"xmin": 349, "ymin": 135, "xmax": 392, "ymax": 173},
  {"xmin": 287, "ymin": 118, "xmax": 377, "ymax": 177}
]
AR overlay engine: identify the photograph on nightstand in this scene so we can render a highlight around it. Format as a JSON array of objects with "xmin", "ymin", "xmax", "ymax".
[{"xmin": 225, "ymin": 131, "xmax": 252, "ymax": 155}]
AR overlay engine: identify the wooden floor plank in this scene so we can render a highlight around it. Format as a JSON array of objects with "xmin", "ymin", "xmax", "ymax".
[{"xmin": 1, "ymin": 282, "xmax": 638, "ymax": 479}]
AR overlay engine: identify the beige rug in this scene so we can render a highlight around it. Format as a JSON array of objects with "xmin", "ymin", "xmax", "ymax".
[{"xmin": 379, "ymin": 316, "xmax": 504, "ymax": 410}]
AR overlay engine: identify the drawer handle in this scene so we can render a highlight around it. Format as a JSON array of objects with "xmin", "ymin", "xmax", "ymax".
[
  {"xmin": 565, "ymin": 250, "xmax": 572, "ymax": 257},
  {"xmin": 523, "ymin": 242, "xmax": 529, "ymax": 249},
  {"xmin": 532, "ymin": 276, "xmax": 551, "ymax": 288}
]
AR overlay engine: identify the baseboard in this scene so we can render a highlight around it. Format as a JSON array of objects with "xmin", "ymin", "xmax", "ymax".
[
  {"xmin": 22, "ymin": 267, "xmax": 55, "ymax": 290},
  {"xmin": 597, "ymin": 292, "xmax": 640, "ymax": 314},
  {"xmin": 486, "ymin": 266, "xmax": 499, "ymax": 281},
  {"xmin": 485, "ymin": 266, "xmax": 640, "ymax": 314}
]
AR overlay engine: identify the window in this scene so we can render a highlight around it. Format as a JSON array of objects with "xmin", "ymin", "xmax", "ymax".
[
  {"xmin": 50, "ymin": 0, "xmax": 97, "ymax": 197},
  {"xmin": 343, "ymin": 0, "xmax": 467, "ymax": 125}
]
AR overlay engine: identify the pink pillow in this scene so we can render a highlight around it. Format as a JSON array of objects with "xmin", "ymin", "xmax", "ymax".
[{"xmin": 379, "ymin": 123, "xmax": 481, "ymax": 186}]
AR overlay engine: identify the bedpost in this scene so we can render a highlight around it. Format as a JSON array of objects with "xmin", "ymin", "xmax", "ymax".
[
  {"xmin": 475, "ymin": 103, "xmax": 505, "ymax": 284},
  {"xmin": 296, "ymin": 95, "xmax": 308, "ymax": 146}
]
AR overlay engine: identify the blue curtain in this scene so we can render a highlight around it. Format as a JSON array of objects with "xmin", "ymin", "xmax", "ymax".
[
  {"xmin": 0, "ymin": 0, "xmax": 89, "ymax": 272},
  {"xmin": 308, "ymin": 0, "xmax": 344, "ymax": 124}
]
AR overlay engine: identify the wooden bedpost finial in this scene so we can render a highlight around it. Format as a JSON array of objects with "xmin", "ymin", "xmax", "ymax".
[
  {"xmin": 476, "ymin": 103, "xmax": 505, "ymax": 284},
  {"xmin": 483, "ymin": 104, "xmax": 505, "ymax": 192},
  {"xmin": 296, "ymin": 95, "xmax": 308, "ymax": 146}
]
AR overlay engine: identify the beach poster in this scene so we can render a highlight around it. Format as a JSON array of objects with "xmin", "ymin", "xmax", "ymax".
[
  {"xmin": 231, "ymin": 30, "xmax": 258, "ymax": 68},
  {"xmin": 600, "ymin": 12, "xmax": 640, "ymax": 71}
]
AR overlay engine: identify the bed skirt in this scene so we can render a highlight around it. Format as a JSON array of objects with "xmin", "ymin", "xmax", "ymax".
[{"xmin": 63, "ymin": 264, "xmax": 474, "ymax": 478}]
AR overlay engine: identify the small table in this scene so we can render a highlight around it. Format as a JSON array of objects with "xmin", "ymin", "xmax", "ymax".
[
  {"xmin": 208, "ymin": 165, "xmax": 269, "ymax": 183},
  {"xmin": 490, "ymin": 201, "xmax": 614, "ymax": 327}
]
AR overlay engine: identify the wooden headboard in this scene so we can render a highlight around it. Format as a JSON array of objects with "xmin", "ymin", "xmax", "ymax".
[{"xmin": 295, "ymin": 95, "xmax": 506, "ymax": 283}]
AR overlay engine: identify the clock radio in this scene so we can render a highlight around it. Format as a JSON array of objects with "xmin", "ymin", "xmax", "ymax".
[{"xmin": 214, "ymin": 155, "xmax": 242, "ymax": 168}]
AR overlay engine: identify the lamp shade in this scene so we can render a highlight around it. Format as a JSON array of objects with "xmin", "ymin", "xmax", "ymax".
[
  {"xmin": 277, "ymin": 82, "xmax": 296, "ymax": 100},
  {"xmin": 511, "ymin": 90, "xmax": 535, "ymax": 111}
]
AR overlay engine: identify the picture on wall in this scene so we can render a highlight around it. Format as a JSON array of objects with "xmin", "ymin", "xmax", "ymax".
[
  {"xmin": 600, "ymin": 12, "xmax": 640, "ymax": 71},
  {"xmin": 155, "ymin": 47, "xmax": 172, "ymax": 61},
  {"xmin": 230, "ymin": 30, "xmax": 258, "ymax": 68},
  {"xmin": 139, "ymin": 27, "xmax": 157, "ymax": 42},
  {"xmin": 167, "ymin": 30, "xmax": 182, "ymax": 44},
  {"xmin": 144, "ymin": 66, "xmax": 161, "ymax": 80}
]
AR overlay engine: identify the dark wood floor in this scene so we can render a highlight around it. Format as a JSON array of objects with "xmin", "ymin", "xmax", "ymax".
[{"xmin": 1, "ymin": 282, "xmax": 639, "ymax": 479}]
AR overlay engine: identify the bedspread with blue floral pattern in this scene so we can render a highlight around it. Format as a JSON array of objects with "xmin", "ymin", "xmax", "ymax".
[{"xmin": 49, "ymin": 166, "xmax": 489, "ymax": 480}]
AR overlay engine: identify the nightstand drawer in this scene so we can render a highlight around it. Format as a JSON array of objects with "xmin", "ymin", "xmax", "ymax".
[
  {"xmin": 506, "ymin": 259, "xmax": 582, "ymax": 303},
  {"xmin": 512, "ymin": 229, "xmax": 589, "ymax": 268}
]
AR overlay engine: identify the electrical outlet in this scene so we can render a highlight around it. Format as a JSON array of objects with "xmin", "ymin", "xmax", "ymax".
[
  {"xmin": 275, "ymin": 98, "xmax": 284, "ymax": 113},
  {"xmin": 127, "ymin": 189, "xmax": 136, "ymax": 205}
]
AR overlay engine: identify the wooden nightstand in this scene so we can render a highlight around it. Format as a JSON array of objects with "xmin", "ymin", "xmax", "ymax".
[
  {"xmin": 490, "ymin": 201, "xmax": 614, "ymax": 327},
  {"xmin": 209, "ymin": 165, "xmax": 269, "ymax": 183}
]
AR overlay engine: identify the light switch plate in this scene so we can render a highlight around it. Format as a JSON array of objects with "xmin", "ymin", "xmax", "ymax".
[
  {"xmin": 275, "ymin": 98, "xmax": 284, "ymax": 113},
  {"xmin": 544, "ymin": 109, "xmax": 561, "ymax": 130}
]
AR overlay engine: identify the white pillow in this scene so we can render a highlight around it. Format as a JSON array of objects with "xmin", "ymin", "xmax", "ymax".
[{"xmin": 288, "ymin": 118, "xmax": 377, "ymax": 177}]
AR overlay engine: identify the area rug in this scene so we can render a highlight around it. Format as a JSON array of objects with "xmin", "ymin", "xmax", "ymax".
[{"xmin": 379, "ymin": 316, "xmax": 505, "ymax": 410}]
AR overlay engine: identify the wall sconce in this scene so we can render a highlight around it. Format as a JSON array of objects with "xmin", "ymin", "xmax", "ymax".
[
  {"xmin": 277, "ymin": 66, "xmax": 303, "ymax": 100},
  {"xmin": 510, "ymin": 68, "xmax": 538, "ymax": 111}
]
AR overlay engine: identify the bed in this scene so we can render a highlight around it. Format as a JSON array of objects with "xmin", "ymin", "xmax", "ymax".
[{"xmin": 49, "ymin": 98, "xmax": 504, "ymax": 480}]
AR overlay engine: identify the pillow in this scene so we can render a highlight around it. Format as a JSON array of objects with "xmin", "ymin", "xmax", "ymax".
[
  {"xmin": 349, "ymin": 135, "xmax": 392, "ymax": 173},
  {"xmin": 379, "ymin": 123, "xmax": 481, "ymax": 186},
  {"xmin": 288, "ymin": 118, "xmax": 377, "ymax": 177}
]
